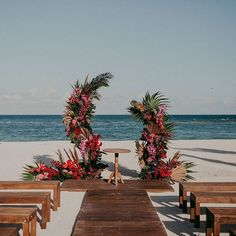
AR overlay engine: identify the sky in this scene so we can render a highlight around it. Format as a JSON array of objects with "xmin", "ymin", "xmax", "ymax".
[{"xmin": 0, "ymin": 0, "xmax": 236, "ymax": 115}]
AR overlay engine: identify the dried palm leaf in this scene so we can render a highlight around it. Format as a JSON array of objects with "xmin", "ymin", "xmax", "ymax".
[{"xmin": 170, "ymin": 165, "xmax": 187, "ymax": 182}]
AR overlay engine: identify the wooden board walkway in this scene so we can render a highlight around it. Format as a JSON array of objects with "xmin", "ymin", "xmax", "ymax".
[
  {"xmin": 62, "ymin": 180, "xmax": 173, "ymax": 236},
  {"xmin": 71, "ymin": 189, "xmax": 168, "ymax": 236},
  {"xmin": 61, "ymin": 179, "xmax": 174, "ymax": 192}
]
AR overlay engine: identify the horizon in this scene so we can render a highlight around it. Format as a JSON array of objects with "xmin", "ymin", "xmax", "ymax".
[
  {"xmin": 1, "ymin": 1, "xmax": 236, "ymax": 115},
  {"xmin": 0, "ymin": 113, "xmax": 236, "ymax": 116}
]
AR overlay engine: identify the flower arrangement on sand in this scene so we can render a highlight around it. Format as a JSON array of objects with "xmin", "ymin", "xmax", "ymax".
[
  {"xmin": 22, "ymin": 73, "xmax": 113, "ymax": 181},
  {"xmin": 128, "ymin": 92, "xmax": 195, "ymax": 183}
]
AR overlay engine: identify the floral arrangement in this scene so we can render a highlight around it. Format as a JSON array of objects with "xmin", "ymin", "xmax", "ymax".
[
  {"xmin": 128, "ymin": 92, "xmax": 194, "ymax": 183},
  {"xmin": 22, "ymin": 73, "xmax": 113, "ymax": 181},
  {"xmin": 63, "ymin": 72, "xmax": 113, "ymax": 177},
  {"xmin": 22, "ymin": 149, "xmax": 83, "ymax": 181}
]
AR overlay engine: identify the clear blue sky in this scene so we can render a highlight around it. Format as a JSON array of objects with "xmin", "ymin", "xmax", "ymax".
[{"xmin": 0, "ymin": 0, "xmax": 235, "ymax": 114}]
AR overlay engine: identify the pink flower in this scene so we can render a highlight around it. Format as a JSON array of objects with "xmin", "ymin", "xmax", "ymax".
[
  {"xmin": 79, "ymin": 140, "xmax": 87, "ymax": 155},
  {"xmin": 147, "ymin": 144, "xmax": 156, "ymax": 156},
  {"xmin": 158, "ymin": 105, "xmax": 166, "ymax": 115},
  {"xmin": 36, "ymin": 174, "xmax": 44, "ymax": 180},
  {"xmin": 71, "ymin": 118, "xmax": 78, "ymax": 128},
  {"xmin": 43, "ymin": 172, "xmax": 49, "ymax": 179},
  {"xmin": 147, "ymin": 133, "xmax": 156, "ymax": 143},
  {"xmin": 146, "ymin": 156, "xmax": 155, "ymax": 163}
]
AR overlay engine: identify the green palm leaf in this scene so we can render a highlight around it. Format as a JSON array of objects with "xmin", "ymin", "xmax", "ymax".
[{"xmin": 82, "ymin": 72, "xmax": 113, "ymax": 100}]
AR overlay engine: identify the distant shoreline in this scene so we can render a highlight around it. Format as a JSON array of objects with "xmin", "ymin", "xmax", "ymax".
[
  {"xmin": 0, "ymin": 114, "xmax": 236, "ymax": 116},
  {"xmin": 1, "ymin": 114, "xmax": 236, "ymax": 141}
]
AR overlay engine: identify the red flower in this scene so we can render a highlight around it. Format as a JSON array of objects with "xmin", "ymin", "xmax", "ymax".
[
  {"xmin": 74, "ymin": 127, "xmax": 82, "ymax": 137},
  {"xmin": 161, "ymin": 153, "xmax": 166, "ymax": 159},
  {"xmin": 159, "ymin": 165, "xmax": 172, "ymax": 177}
]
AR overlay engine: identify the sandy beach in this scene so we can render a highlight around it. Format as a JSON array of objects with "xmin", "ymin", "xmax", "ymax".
[{"xmin": 0, "ymin": 139, "xmax": 235, "ymax": 236}]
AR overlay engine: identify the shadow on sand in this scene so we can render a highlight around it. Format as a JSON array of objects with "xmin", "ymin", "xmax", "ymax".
[
  {"xmin": 150, "ymin": 195, "xmax": 233, "ymax": 236},
  {"xmin": 174, "ymin": 147, "xmax": 236, "ymax": 155},
  {"xmin": 182, "ymin": 154, "xmax": 236, "ymax": 167},
  {"xmin": 103, "ymin": 160, "xmax": 139, "ymax": 178},
  {"xmin": 33, "ymin": 154, "xmax": 55, "ymax": 166}
]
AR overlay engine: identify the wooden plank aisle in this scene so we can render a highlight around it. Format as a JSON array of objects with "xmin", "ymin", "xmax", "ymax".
[
  {"xmin": 61, "ymin": 179, "xmax": 174, "ymax": 192},
  {"xmin": 71, "ymin": 190, "xmax": 168, "ymax": 236}
]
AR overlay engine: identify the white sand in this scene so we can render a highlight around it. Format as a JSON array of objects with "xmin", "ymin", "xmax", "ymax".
[{"xmin": 0, "ymin": 140, "xmax": 236, "ymax": 235}]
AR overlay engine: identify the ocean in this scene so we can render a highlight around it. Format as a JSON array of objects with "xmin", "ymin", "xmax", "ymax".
[{"xmin": 0, "ymin": 115, "xmax": 236, "ymax": 141}]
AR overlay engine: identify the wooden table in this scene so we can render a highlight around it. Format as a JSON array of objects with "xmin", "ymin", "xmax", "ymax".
[{"xmin": 103, "ymin": 148, "xmax": 131, "ymax": 186}]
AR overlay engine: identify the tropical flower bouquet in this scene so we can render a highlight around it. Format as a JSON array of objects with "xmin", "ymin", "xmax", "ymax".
[
  {"xmin": 128, "ymin": 92, "xmax": 195, "ymax": 183},
  {"xmin": 22, "ymin": 73, "xmax": 113, "ymax": 181}
]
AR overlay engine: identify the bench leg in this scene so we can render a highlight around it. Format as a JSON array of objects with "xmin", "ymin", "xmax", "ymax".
[
  {"xmin": 22, "ymin": 222, "xmax": 30, "ymax": 236},
  {"xmin": 206, "ymin": 209, "xmax": 213, "ymax": 236},
  {"xmin": 190, "ymin": 196, "xmax": 195, "ymax": 223},
  {"xmin": 53, "ymin": 186, "xmax": 60, "ymax": 210},
  {"xmin": 179, "ymin": 184, "xmax": 183, "ymax": 208},
  {"xmin": 41, "ymin": 202, "xmax": 48, "ymax": 229},
  {"xmin": 46, "ymin": 197, "xmax": 51, "ymax": 222},
  {"xmin": 194, "ymin": 202, "xmax": 200, "ymax": 228},
  {"xmin": 183, "ymin": 199, "xmax": 188, "ymax": 213},
  {"xmin": 31, "ymin": 215, "xmax": 37, "ymax": 236},
  {"xmin": 182, "ymin": 190, "xmax": 188, "ymax": 213},
  {"xmin": 213, "ymin": 221, "xmax": 220, "ymax": 236}
]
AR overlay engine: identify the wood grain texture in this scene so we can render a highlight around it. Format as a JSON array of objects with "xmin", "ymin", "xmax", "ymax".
[
  {"xmin": 0, "ymin": 180, "xmax": 60, "ymax": 210},
  {"xmin": 0, "ymin": 191, "xmax": 51, "ymax": 229},
  {"xmin": 179, "ymin": 182, "xmax": 236, "ymax": 213},
  {"xmin": 206, "ymin": 207, "xmax": 236, "ymax": 236},
  {"xmin": 0, "ymin": 227, "xmax": 17, "ymax": 236},
  {"xmin": 61, "ymin": 179, "xmax": 174, "ymax": 192},
  {"xmin": 71, "ymin": 189, "xmax": 167, "ymax": 236},
  {"xmin": 190, "ymin": 192, "xmax": 236, "ymax": 228},
  {"xmin": 0, "ymin": 207, "xmax": 37, "ymax": 236}
]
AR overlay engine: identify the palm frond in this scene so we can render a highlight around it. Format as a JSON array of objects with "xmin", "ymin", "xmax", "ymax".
[
  {"xmin": 56, "ymin": 149, "xmax": 65, "ymax": 164},
  {"xmin": 142, "ymin": 92, "xmax": 169, "ymax": 111},
  {"xmin": 82, "ymin": 72, "xmax": 113, "ymax": 100},
  {"xmin": 128, "ymin": 106, "xmax": 144, "ymax": 121},
  {"xmin": 21, "ymin": 164, "xmax": 36, "ymax": 180}
]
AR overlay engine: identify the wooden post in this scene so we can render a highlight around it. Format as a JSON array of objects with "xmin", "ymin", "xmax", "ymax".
[{"xmin": 114, "ymin": 153, "xmax": 119, "ymax": 186}]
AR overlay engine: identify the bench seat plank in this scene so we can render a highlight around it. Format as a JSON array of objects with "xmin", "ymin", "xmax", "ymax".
[
  {"xmin": 0, "ymin": 207, "xmax": 37, "ymax": 236},
  {"xmin": 206, "ymin": 207, "xmax": 236, "ymax": 236},
  {"xmin": 0, "ymin": 191, "xmax": 51, "ymax": 229},
  {"xmin": 190, "ymin": 192, "xmax": 236, "ymax": 228},
  {"xmin": 0, "ymin": 227, "xmax": 17, "ymax": 236},
  {"xmin": 0, "ymin": 181, "xmax": 60, "ymax": 210},
  {"xmin": 179, "ymin": 182, "xmax": 236, "ymax": 213}
]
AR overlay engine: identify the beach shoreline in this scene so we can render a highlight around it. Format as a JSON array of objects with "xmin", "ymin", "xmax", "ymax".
[{"xmin": 0, "ymin": 140, "xmax": 235, "ymax": 235}]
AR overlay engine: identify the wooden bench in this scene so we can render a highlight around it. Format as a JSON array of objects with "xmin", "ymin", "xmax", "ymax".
[
  {"xmin": 0, "ymin": 207, "xmax": 37, "ymax": 236},
  {"xmin": 0, "ymin": 191, "xmax": 51, "ymax": 229},
  {"xmin": 0, "ymin": 227, "xmax": 17, "ymax": 236},
  {"xmin": 206, "ymin": 207, "xmax": 236, "ymax": 236},
  {"xmin": 0, "ymin": 181, "xmax": 60, "ymax": 211},
  {"xmin": 179, "ymin": 182, "xmax": 236, "ymax": 213},
  {"xmin": 190, "ymin": 192, "xmax": 236, "ymax": 228},
  {"xmin": 230, "ymin": 228, "xmax": 236, "ymax": 236}
]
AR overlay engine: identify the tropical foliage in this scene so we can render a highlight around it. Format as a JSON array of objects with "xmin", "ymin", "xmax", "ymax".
[
  {"xmin": 63, "ymin": 72, "xmax": 113, "ymax": 176},
  {"xmin": 22, "ymin": 73, "xmax": 112, "ymax": 181},
  {"xmin": 128, "ymin": 92, "xmax": 195, "ymax": 182}
]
